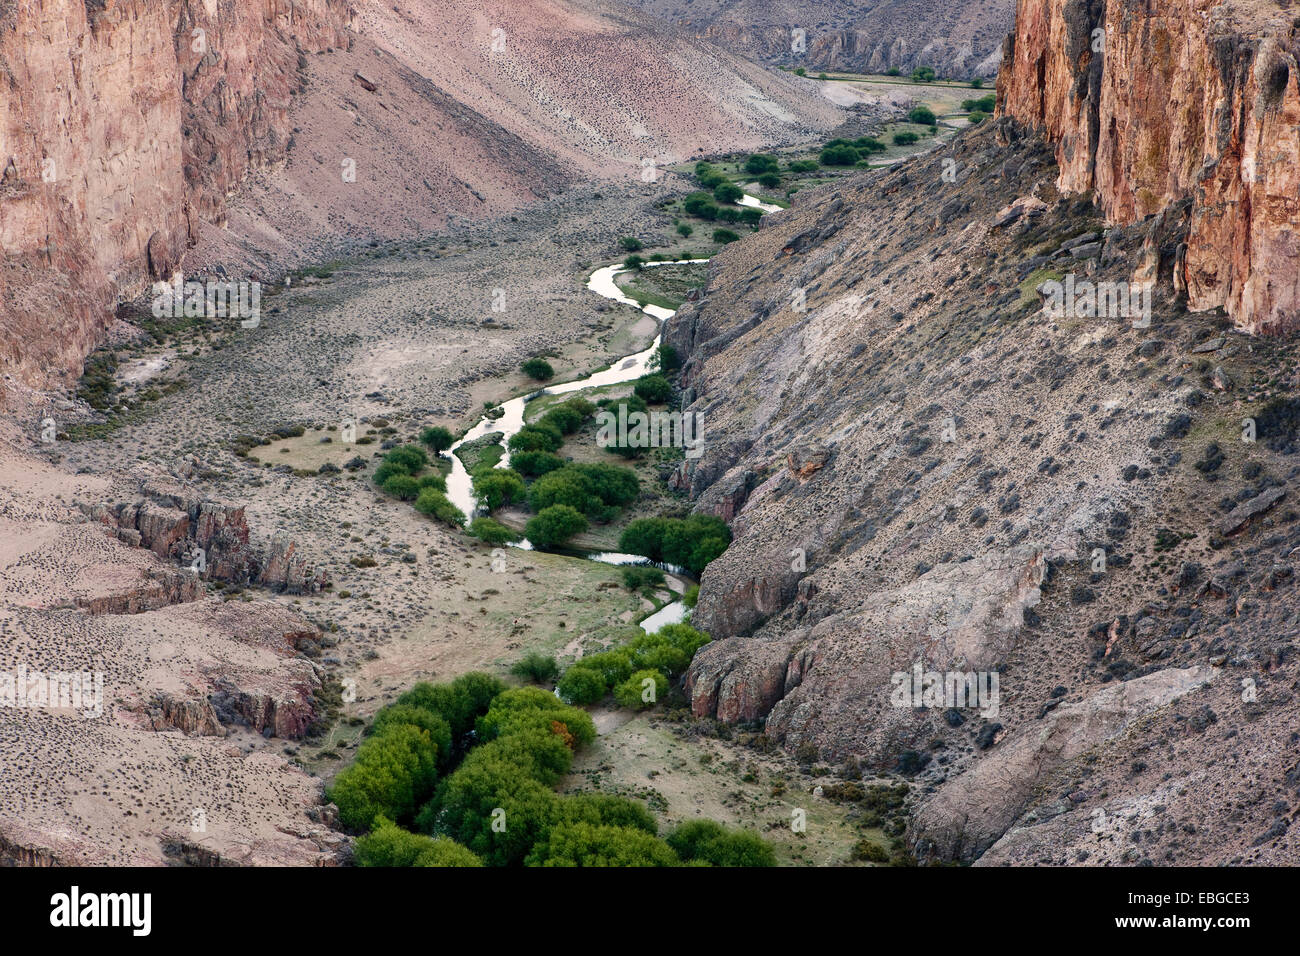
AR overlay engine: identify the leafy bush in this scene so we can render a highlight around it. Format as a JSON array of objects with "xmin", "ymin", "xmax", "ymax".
[
  {"xmin": 555, "ymin": 665, "xmax": 608, "ymax": 705},
  {"xmin": 419, "ymin": 426, "xmax": 453, "ymax": 453},
  {"xmin": 683, "ymin": 583, "xmax": 700, "ymax": 608},
  {"xmin": 907, "ymin": 105, "xmax": 937, "ymax": 126},
  {"xmin": 961, "ymin": 94, "xmax": 996, "ymax": 113},
  {"xmin": 511, "ymin": 450, "xmax": 565, "ymax": 477},
  {"xmin": 507, "ymin": 422, "xmax": 564, "ymax": 453},
  {"xmin": 475, "ymin": 687, "xmax": 596, "ymax": 747},
  {"xmin": 381, "ymin": 474, "xmax": 422, "ymax": 501},
  {"xmin": 911, "ymin": 66, "xmax": 936, "ymax": 82},
  {"xmin": 757, "ymin": 172, "xmax": 781, "ymax": 189},
  {"xmin": 676, "ymin": 223, "xmax": 693, "ymax": 238},
  {"xmin": 713, "ymin": 228, "xmax": 740, "ymax": 244},
  {"xmin": 510, "ymin": 652, "xmax": 560, "ymax": 684},
  {"xmin": 624, "ymin": 254, "xmax": 645, "ymax": 271},
  {"xmin": 354, "ymin": 817, "xmax": 483, "ymax": 867},
  {"xmin": 385, "ymin": 445, "xmax": 428, "ymax": 471},
  {"xmin": 683, "ymin": 192, "xmax": 720, "ymax": 219},
  {"xmin": 472, "ymin": 468, "xmax": 526, "ymax": 511},
  {"xmin": 820, "ymin": 144, "xmax": 861, "ymax": 166},
  {"xmin": 855, "ymin": 137, "xmax": 887, "ymax": 154},
  {"xmin": 618, "ymin": 515, "xmax": 732, "ymax": 574},
  {"xmin": 468, "ymin": 517, "xmax": 520, "ymax": 545},
  {"xmin": 369, "ymin": 705, "xmax": 453, "ymax": 770},
  {"xmin": 968, "ymin": 110, "xmax": 987, "ymax": 125},
  {"xmin": 713, "ymin": 182, "xmax": 743, "ymax": 204},
  {"xmin": 329, "ymin": 723, "xmax": 439, "ymax": 831},
  {"xmin": 525, "ymin": 822, "xmax": 679, "ymax": 867},
  {"xmin": 397, "ymin": 673, "xmax": 505, "ymax": 741},
  {"xmin": 744, "ymin": 154, "xmax": 780, "ymax": 175},
  {"xmin": 521, "ymin": 358, "xmax": 554, "ymax": 381},
  {"xmin": 525, "ymin": 504, "xmax": 588, "ymax": 548},
  {"xmin": 892, "ymin": 131, "xmax": 919, "ymax": 146},
  {"xmin": 666, "ymin": 819, "xmax": 776, "ymax": 867},
  {"xmin": 614, "ymin": 669, "xmax": 668, "ymax": 710},
  {"xmin": 619, "ymin": 237, "xmax": 643, "ymax": 252},
  {"xmin": 418, "ymin": 473, "xmax": 448, "ymax": 493},
  {"xmin": 414, "ymin": 488, "xmax": 464, "ymax": 527},
  {"xmin": 621, "ymin": 566, "xmax": 665, "ymax": 590},
  {"xmin": 528, "ymin": 463, "xmax": 639, "ymax": 518},
  {"xmin": 633, "ymin": 374, "xmax": 673, "ymax": 404}
]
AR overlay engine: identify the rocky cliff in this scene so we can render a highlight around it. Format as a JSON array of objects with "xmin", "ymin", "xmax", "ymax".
[
  {"xmin": 626, "ymin": 0, "xmax": 1013, "ymax": 78},
  {"xmin": 667, "ymin": 114, "xmax": 1300, "ymax": 864},
  {"xmin": 0, "ymin": 0, "xmax": 355, "ymax": 392},
  {"xmin": 997, "ymin": 0, "xmax": 1300, "ymax": 334}
]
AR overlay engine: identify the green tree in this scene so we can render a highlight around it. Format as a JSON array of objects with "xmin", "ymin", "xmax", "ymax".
[
  {"xmin": 633, "ymin": 374, "xmax": 673, "ymax": 404},
  {"xmin": 384, "ymin": 445, "xmax": 428, "ymax": 471},
  {"xmin": 507, "ymin": 422, "xmax": 564, "ymax": 453},
  {"xmin": 381, "ymin": 474, "xmax": 421, "ymax": 500},
  {"xmin": 525, "ymin": 504, "xmax": 588, "ymax": 548},
  {"xmin": 329, "ymin": 724, "xmax": 439, "ymax": 831},
  {"xmin": 676, "ymin": 223, "xmax": 693, "ymax": 238},
  {"xmin": 908, "ymin": 105, "xmax": 937, "ymax": 126},
  {"xmin": 819, "ymin": 144, "xmax": 861, "ymax": 166},
  {"xmin": 667, "ymin": 819, "xmax": 776, "ymax": 866},
  {"xmin": 555, "ymin": 664, "xmax": 607, "ymax": 705},
  {"xmin": 624, "ymin": 254, "xmax": 645, "ymax": 271},
  {"xmin": 520, "ymin": 357, "xmax": 554, "ymax": 381},
  {"xmin": 614, "ymin": 669, "xmax": 668, "ymax": 710},
  {"xmin": 472, "ymin": 468, "xmax": 526, "ymax": 511},
  {"xmin": 744, "ymin": 154, "xmax": 779, "ymax": 175},
  {"xmin": 510, "ymin": 652, "xmax": 560, "ymax": 684},
  {"xmin": 354, "ymin": 817, "xmax": 484, "ymax": 867},
  {"xmin": 510, "ymin": 450, "xmax": 564, "ymax": 477},
  {"xmin": 419, "ymin": 426, "xmax": 453, "ymax": 453},
  {"xmin": 468, "ymin": 516, "xmax": 519, "ymax": 545},
  {"xmin": 414, "ymin": 488, "xmax": 465, "ymax": 527},
  {"xmin": 525, "ymin": 822, "xmax": 680, "ymax": 867},
  {"xmin": 713, "ymin": 182, "xmax": 743, "ymax": 204},
  {"xmin": 619, "ymin": 236, "xmax": 643, "ymax": 252},
  {"xmin": 911, "ymin": 66, "xmax": 936, "ymax": 82}
]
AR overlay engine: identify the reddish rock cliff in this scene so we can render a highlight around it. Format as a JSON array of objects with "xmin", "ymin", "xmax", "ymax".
[
  {"xmin": 998, "ymin": 0, "xmax": 1300, "ymax": 333},
  {"xmin": 0, "ymin": 0, "xmax": 354, "ymax": 392}
]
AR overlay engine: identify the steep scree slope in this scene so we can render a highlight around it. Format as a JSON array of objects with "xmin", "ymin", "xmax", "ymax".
[{"xmin": 666, "ymin": 118, "xmax": 1300, "ymax": 865}]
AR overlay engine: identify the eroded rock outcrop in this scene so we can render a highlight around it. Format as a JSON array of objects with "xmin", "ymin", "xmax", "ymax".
[
  {"xmin": 910, "ymin": 665, "xmax": 1217, "ymax": 861},
  {"xmin": 80, "ymin": 477, "xmax": 326, "ymax": 593},
  {"xmin": 998, "ymin": 0, "xmax": 1300, "ymax": 333}
]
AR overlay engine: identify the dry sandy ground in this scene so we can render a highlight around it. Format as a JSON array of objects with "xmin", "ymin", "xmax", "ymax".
[{"xmin": 0, "ymin": 421, "xmax": 342, "ymax": 865}]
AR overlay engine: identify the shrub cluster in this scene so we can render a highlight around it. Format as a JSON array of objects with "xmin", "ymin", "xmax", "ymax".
[
  {"xmin": 618, "ymin": 515, "xmax": 732, "ymax": 575},
  {"xmin": 555, "ymin": 623, "xmax": 710, "ymax": 706}
]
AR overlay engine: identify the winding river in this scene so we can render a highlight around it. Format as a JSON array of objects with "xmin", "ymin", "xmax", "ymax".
[{"xmin": 441, "ymin": 199, "xmax": 772, "ymax": 631}]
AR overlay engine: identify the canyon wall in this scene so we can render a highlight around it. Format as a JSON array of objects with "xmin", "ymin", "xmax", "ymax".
[
  {"xmin": 0, "ymin": 0, "xmax": 354, "ymax": 392},
  {"xmin": 997, "ymin": 0, "xmax": 1300, "ymax": 334}
]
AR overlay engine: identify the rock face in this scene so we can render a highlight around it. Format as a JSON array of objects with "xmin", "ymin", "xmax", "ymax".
[
  {"xmin": 625, "ymin": 0, "xmax": 1015, "ymax": 78},
  {"xmin": 0, "ymin": 0, "xmax": 355, "ymax": 392},
  {"xmin": 998, "ymin": 0, "xmax": 1300, "ymax": 333},
  {"xmin": 910, "ymin": 665, "xmax": 1217, "ymax": 861},
  {"xmin": 666, "ymin": 111, "xmax": 1300, "ymax": 864},
  {"xmin": 81, "ymin": 477, "xmax": 327, "ymax": 593}
]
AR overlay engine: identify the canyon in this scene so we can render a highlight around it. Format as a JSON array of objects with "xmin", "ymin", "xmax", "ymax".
[{"xmin": 1, "ymin": 0, "xmax": 1298, "ymax": 870}]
